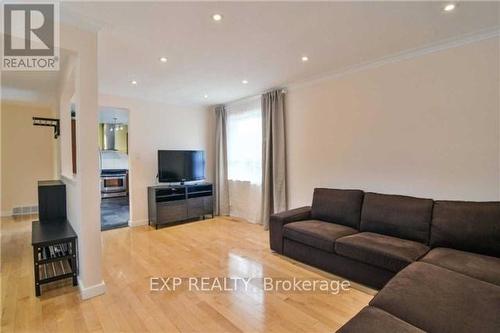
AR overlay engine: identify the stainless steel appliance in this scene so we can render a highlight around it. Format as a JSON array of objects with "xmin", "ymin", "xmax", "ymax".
[{"xmin": 101, "ymin": 169, "xmax": 128, "ymax": 198}]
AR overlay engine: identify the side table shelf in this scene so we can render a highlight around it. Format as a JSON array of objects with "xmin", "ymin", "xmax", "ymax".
[{"xmin": 32, "ymin": 220, "xmax": 78, "ymax": 296}]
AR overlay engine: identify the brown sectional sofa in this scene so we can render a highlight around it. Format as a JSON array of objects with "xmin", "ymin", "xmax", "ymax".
[{"xmin": 269, "ymin": 188, "xmax": 500, "ymax": 333}]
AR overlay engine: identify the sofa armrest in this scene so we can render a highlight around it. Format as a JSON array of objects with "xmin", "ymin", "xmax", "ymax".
[{"xmin": 269, "ymin": 206, "xmax": 311, "ymax": 253}]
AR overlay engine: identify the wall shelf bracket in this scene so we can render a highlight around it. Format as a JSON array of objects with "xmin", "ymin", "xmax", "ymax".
[{"xmin": 33, "ymin": 117, "xmax": 60, "ymax": 139}]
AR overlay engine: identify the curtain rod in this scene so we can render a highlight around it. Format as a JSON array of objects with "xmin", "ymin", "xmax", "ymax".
[{"xmin": 221, "ymin": 87, "xmax": 287, "ymax": 108}]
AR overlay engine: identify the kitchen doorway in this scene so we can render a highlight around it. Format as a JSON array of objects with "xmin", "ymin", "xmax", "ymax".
[{"xmin": 98, "ymin": 107, "xmax": 130, "ymax": 231}]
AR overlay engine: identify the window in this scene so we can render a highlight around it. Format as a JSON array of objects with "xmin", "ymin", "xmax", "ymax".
[{"xmin": 226, "ymin": 98, "xmax": 262, "ymax": 184}]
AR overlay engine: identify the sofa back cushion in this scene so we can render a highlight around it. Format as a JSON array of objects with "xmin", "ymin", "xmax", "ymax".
[
  {"xmin": 431, "ymin": 201, "xmax": 500, "ymax": 257},
  {"xmin": 360, "ymin": 193, "xmax": 433, "ymax": 243},
  {"xmin": 311, "ymin": 188, "xmax": 364, "ymax": 229}
]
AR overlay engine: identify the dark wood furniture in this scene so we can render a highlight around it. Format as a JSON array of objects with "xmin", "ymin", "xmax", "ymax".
[
  {"xmin": 71, "ymin": 113, "xmax": 77, "ymax": 174},
  {"xmin": 38, "ymin": 180, "xmax": 67, "ymax": 222},
  {"xmin": 32, "ymin": 220, "xmax": 78, "ymax": 296},
  {"xmin": 148, "ymin": 183, "xmax": 214, "ymax": 229}
]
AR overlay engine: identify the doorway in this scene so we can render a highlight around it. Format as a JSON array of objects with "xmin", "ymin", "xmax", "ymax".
[{"xmin": 98, "ymin": 107, "xmax": 130, "ymax": 231}]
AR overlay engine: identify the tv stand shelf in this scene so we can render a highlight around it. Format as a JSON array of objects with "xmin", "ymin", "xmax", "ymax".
[{"xmin": 148, "ymin": 183, "xmax": 214, "ymax": 229}]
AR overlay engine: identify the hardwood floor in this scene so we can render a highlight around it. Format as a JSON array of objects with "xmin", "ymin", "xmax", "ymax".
[{"xmin": 1, "ymin": 215, "xmax": 373, "ymax": 333}]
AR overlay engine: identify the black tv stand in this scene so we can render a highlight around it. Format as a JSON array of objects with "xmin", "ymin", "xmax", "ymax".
[{"xmin": 147, "ymin": 183, "xmax": 213, "ymax": 229}]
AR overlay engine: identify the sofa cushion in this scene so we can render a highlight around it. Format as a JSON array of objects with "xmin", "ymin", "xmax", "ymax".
[
  {"xmin": 335, "ymin": 232, "xmax": 429, "ymax": 272},
  {"xmin": 269, "ymin": 206, "xmax": 312, "ymax": 254},
  {"xmin": 311, "ymin": 188, "xmax": 364, "ymax": 229},
  {"xmin": 421, "ymin": 247, "xmax": 500, "ymax": 286},
  {"xmin": 371, "ymin": 262, "xmax": 500, "ymax": 333},
  {"xmin": 431, "ymin": 200, "xmax": 500, "ymax": 257},
  {"xmin": 337, "ymin": 306, "xmax": 424, "ymax": 333},
  {"xmin": 360, "ymin": 193, "xmax": 433, "ymax": 243},
  {"xmin": 283, "ymin": 220, "xmax": 358, "ymax": 253}
]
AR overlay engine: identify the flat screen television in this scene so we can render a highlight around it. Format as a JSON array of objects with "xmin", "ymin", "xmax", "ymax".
[{"xmin": 158, "ymin": 150, "xmax": 205, "ymax": 183}]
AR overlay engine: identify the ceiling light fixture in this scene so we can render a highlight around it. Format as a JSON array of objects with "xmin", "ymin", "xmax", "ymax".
[
  {"xmin": 242, "ymin": 80, "xmax": 248, "ymax": 84},
  {"xmin": 444, "ymin": 3, "xmax": 456, "ymax": 12},
  {"xmin": 301, "ymin": 56, "xmax": 309, "ymax": 62},
  {"xmin": 131, "ymin": 80, "xmax": 137, "ymax": 85},
  {"xmin": 159, "ymin": 57, "xmax": 167, "ymax": 63},
  {"xmin": 212, "ymin": 13, "xmax": 223, "ymax": 21},
  {"xmin": 204, "ymin": 94, "xmax": 208, "ymax": 98}
]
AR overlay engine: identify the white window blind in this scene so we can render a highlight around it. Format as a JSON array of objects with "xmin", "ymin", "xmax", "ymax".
[{"xmin": 226, "ymin": 97, "xmax": 262, "ymax": 184}]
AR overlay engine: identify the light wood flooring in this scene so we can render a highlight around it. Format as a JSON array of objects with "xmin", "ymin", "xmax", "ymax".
[{"xmin": 1, "ymin": 215, "xmax": 373, "ymax": 332}]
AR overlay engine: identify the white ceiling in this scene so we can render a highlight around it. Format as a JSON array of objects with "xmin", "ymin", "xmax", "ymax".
[
  {"xmin": 99, "ymin": 107, "xmax": 129, "ymax": 124},
  {"xmin": 1, "ymin": 50, "xmax": 71, "ymax": 106},
  {"xmin": 3, "ymin": 2, "xmax": 500, "ymax": 108}
]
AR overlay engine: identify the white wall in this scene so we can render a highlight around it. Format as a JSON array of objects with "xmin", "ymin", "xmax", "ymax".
[
  {"xmin": 286, "ymin": 37, "xmax": 500, "ymax": 208},
  {"xmin": 0, "ymin": 102, "xmax": 56, "ymax": 215},
  {"xmin": 58, "ymin": 22, "xmax": 104, "ymax": 299},
  {"xmin": 99, "ymin": 94, "xmax": 215, "ymax": 225},
  {"xmin": 58, "ymin": 54, "xmax": 76, "ymax": 178}
]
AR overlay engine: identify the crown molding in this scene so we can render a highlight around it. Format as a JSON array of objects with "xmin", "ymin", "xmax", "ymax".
[{"xmin": 288, "ymin": 27, "xmax": 500, "ymax": 91}]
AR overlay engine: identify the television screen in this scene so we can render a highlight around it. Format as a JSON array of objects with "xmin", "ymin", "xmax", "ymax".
[{"xmin": 158, "ymin": 150, "xmax": 205, "ymax": 183}]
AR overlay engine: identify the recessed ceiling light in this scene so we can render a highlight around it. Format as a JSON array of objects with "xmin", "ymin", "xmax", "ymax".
[
  {"xmin": 204, "ymin": 94, "xmax": 208, "ymax": 98},
  {"xmin": 242, "ymin": 80, "xmax": 248, "ymax": 84},
  {"xmin": 444, "ymin": 3, "xmax": 456, "ymax": 12},
  {"xmin": 159, "ymin": 57, "xmax": 167, "ymax": 63},
  {"xmin": 212, "ymin": 14, "xmax": 223, "ymax": 21},
  {"xmin": 131, "ymin": 80, "xmax": 137, "ymax": 85},
  {"xmin": 301, "ymin": 56, "xmax": 309, "ymax": 62}
]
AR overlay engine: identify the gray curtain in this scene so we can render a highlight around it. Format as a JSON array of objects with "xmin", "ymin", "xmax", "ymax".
[
  {"xmin": 261, "ymin": 90, "xmax": 287, "ymax": 229},
  {"xmin": 214, "ymin": 105, "xmax": 230, "ymax": 216}
]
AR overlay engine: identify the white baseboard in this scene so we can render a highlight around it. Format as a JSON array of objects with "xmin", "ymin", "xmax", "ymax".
[
  {"xmin": 78, "ymin": 278, "xmax": 106, "ymax": 300},
  {"xmin": 129, "ymin": 219, "xmax": 148, "ymax": 227},
  {"xmin": 1, "ymin": 211, "xmax": 12, "ymax": 217}
]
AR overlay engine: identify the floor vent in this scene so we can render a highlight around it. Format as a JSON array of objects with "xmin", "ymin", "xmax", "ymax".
[{"xmin": 12, "ymin": 205, "xmax": 38, "ymax": 216}]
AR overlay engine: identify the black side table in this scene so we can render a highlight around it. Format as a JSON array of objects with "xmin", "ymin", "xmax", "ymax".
[{"xmin": 31, "ymin": 220, "xmax": 78, "ymax": 296}]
